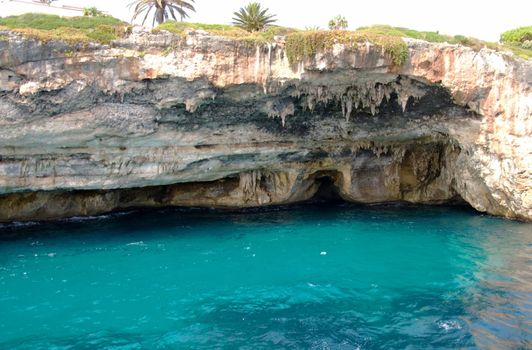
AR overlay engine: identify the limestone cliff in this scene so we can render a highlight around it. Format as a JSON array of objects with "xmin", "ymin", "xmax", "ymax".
[{"xmin": 0, "ymin": 28, "xmax": 530, "ymax": 221}]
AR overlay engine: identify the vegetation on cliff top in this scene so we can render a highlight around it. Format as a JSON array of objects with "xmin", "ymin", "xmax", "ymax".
[
  {"xmin": 155, "ymin": 22, "xmax": 407, "ymax": 65},
  {"xmin": 285, "ymin": 29, "xmax": 408, "ymax": 65},
  {"xmin": 358, "ymin": 25, "xmax": 485, "ymax": 45},
  {"xmin": 500, "ymin": 26, "xmax": 532, "ymax": 56},
  {"xmin": 361, "ymin": 25, "xmax": 532, "ymax": 59},
  {"xmin": 156, "ymin": 22, "xmax": 531, "ymax": 64},
  {"xmin": 0, "ymin": 13, "xmax": 127, "ymax": 45},
  {"xmin": 155, "ymin": 21, "xmax": 297, "ymax": 44},
  {"xmin": 500, "ymin": 26, "xmax": 532, "ymax": 46},
  {"xmin": 1, "ymin": 13, "xmax": 530, "ymax": 62}
]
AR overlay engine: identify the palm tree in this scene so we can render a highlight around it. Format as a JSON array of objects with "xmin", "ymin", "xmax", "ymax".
[
  {"xmin": 129, "ymin": 0, "xmax": 196, "ymax": 26},
  {"xmin": 328, "ymin": 15, "xmax": 348, "ymax": 30},
  {"xmin": 232, "ymin": 2, "xmax": 277, "ymax": 32}
]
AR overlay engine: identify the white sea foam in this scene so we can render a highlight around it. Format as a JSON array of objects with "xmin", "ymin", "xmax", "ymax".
[
  {"xmin": 0, "ymin": 221, "xmax": 39, "ymax": 229},
  {"xmin": 437, "ymin": 320, "xmax": 461, "ymax": 331},
  {"xmin": 65, "ymin": 211, "xmax": 133, "ymax": 223}
]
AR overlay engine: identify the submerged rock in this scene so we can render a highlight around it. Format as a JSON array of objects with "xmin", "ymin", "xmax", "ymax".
[{"xmin": 0, "ymin": 29, "xmax": 530, "ymax": 221}]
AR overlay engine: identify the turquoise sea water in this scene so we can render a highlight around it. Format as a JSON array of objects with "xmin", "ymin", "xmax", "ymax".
[{"xmin": 0, "ymin": 204, "xmax": 530, "ymax": 349}]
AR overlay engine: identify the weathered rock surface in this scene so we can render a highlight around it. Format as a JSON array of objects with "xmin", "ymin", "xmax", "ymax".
[{"xmin": 0, "ymin": 29, "xmax": 530, "ymax": 221}]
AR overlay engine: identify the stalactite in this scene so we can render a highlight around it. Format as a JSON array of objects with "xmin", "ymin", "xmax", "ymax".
[
  {"xmin": 345, "ymin": 98, "xmax": 353, "ymax": 121},
  {"xmin": 239, "ymin": 170, "xmax": 292, "ymax": 204},
  {"xmin": 264, "ymin": 101, "xmax": 295, "ymax": 127},
  {"xmin": 292, "ymin": 77, "xmax": 425, "ymax": 122},
  {"xmin": 241, "ymin": 170, "xmax": 260, "ymax": 198},
  {"xmin": 399, "ymin": 93, "xmax": 410, "ymax": 113}
]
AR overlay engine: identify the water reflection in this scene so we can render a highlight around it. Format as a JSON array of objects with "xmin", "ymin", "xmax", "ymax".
[{"xmin": 463, "ymin": 222, "xmax": 532, "ymax": 349}]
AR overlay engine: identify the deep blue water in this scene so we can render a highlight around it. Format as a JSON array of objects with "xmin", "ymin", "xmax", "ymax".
[{"xmin": 0, "ymin": 204, "xmax": 530, "ymax": 349}]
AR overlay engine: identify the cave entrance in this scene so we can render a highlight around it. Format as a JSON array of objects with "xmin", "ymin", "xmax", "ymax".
[{"xmin": 309, "ymin": 170, "xmax": 345, "ymax": 204}]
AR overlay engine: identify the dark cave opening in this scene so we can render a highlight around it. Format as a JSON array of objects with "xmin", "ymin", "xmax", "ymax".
[{"xmin": 309, "ymin": 172, "xmax": 345, "ymax": 204}]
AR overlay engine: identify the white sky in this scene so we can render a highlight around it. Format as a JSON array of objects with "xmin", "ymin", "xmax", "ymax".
[{"xmin": 2, "ymin": 0, "xmax": 530, "ymax": 42}]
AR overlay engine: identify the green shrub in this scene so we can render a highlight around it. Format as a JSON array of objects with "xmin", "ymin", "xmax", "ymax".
[
  {"xmin": 83, "ymin": 7, "xmax": 105, "ymax": 17},
  {"xmin": 86, "ymin": 25, "xmax": 121, "ymax": 44},
  {"xmin": 0, "ymin": 13, "xmax": 126, "ymax": 44},
  {"xmin": 500, "ymin": 26, "xmax": 532, "ymax": 44}
]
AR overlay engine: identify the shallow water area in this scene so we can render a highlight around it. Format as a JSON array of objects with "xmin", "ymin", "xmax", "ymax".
[{"xmin": 0, "ymin": 204, "xmax": 530, "ymax": 349}]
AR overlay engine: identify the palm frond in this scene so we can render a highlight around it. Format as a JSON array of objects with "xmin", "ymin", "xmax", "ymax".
[
  {"xmin": 129, "ymin": 0, "xmax": 195, "ymax": 25},
  {"xmin": 232, "ymin": 2, "xmax": 277, "ymax": 32}
]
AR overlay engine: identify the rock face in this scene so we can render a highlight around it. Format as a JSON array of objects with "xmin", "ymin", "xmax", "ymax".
[{"xmin": 0, "ymin": 29, "xmax": 530, "ymax": 222}]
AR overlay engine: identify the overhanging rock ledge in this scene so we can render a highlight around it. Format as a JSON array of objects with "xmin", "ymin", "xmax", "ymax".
[{"xmin": 0, "ymin": 29, "xmax": 530, "ymax": 221}]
